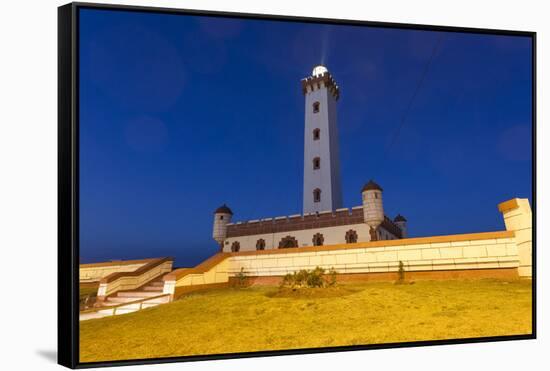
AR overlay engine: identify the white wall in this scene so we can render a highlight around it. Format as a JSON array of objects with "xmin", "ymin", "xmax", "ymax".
[
  {"xmin": 224, "ymin": 223, "xmax": 398, "ymax": 251},
  {"xmin": 227, "ymin": 232, "xmax": 518, "ymax": 277}
]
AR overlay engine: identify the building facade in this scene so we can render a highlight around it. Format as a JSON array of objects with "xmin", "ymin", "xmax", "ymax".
[{"xmin": 213, "ymin": 66, "xmax": 408, "ymax": 252}]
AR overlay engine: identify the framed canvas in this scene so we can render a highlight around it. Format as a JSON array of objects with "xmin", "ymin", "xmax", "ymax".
[{"xmin": 58, "ymin": 2, "xmax": 536, "ymax": 368}]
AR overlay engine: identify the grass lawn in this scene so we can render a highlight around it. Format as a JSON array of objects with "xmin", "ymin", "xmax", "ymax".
[{"xmin": 80, "ymin": 279, "xmax": 532, "ymax": 363}]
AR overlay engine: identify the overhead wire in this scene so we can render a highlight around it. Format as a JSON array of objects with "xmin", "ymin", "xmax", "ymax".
[{"xmin": 380, "ymin": 32, "xmax": 446, "ymax": 168}]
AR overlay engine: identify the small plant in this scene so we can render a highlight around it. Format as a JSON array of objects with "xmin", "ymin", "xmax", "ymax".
[
  {"xmin": 327, "ymin": 267, "xmax": 337, "ymax": 286},
  {"xmin": 236, "ymin": 267, "xmax": 248, "ymax": 287},
  {"xmin": 396, "ymin": 261, "xmax": 406, "ymax": 284}
]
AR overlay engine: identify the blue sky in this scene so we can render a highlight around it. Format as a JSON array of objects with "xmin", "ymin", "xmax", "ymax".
[{"xmin": 79, "ymin": 8, "xmax": 533, "ymax": 266}]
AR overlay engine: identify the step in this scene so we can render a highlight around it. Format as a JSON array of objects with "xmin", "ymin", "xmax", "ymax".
[
  {"xmin": 143, "ymin": 286, "xmax": 164, "ymax": 291},
  {"xmin": 105, "ymin": 296, "xmax": 137, "ymax": 304},
  {"xmin": 117, "ymin": 291, "xmax": 163, "ymax": 298},
  {"xmin": 148, "ymin": 281, "xmax": 164, "ymax": 287}
]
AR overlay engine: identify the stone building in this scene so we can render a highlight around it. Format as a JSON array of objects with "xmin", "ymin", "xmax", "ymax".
[{"xmin": 213, "ymin": 66, "xmax": 407, "ymax": 252}]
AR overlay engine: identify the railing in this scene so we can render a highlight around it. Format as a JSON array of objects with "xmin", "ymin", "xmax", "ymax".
[
  {"xmin": 98, "ymin": 257, "xmax": 174, "ymax": 299},
  {"xmin": 80, "ymin": 293, "xmax": 171, "ymax": 320},
  {"xmin": 79, "ymin": 257, "xmax": 159, "ymax": 282}
]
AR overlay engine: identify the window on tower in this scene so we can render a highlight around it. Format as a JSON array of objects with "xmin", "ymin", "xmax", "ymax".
[
  {"xmin": 313, "ymin": 101, "xmax": 320, "ymax": 113},
  {"xmin": 313, "ymin": 188, "xmax": 321, "ymax": 203},
  {"xmin": 313, "ymin": 157, "xmax": 320, "ymax": 170},
  {"xmin": 313, "ymin": 128, "xmax": 320, "ymax": 140}
]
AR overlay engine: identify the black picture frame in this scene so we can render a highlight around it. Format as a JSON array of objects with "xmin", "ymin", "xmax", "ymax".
[{"xmin": 58, "ymin": 2, "xmax": 537, "ymax": 368}]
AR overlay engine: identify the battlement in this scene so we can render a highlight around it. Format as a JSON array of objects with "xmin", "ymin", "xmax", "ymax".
[
  {"xmin": 226, "ymin": 206, "xmax": 403, "ymax": 238},
  {"xmin": 301, "ymin": 72, "xmax": 340, "ymax": 100}
]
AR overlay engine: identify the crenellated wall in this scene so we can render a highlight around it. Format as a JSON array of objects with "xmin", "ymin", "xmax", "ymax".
[{"xmin": 224, "ymin": 206, "xmax": 403, "ymax": 252}]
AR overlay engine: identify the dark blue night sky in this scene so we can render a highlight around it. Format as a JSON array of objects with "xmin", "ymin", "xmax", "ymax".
[{"xmin": 79, "ymin": 8, "xmax": 532, "ymax": 266}]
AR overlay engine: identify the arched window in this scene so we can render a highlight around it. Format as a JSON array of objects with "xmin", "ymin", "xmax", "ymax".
[
  {"xmin": 278, "ymin": 236, "xmax": 298, "ymax": 248},
  {"xmin": 313, "ymin": 128, "xmax": 320, "ymax": 140},
  {"xmin": 231, "ymin": 241, "xmax": 240, "ymax": 252},
  {"xmin": 256, "ymin": 239, "xmax": 266, "ymax": 250},
  {"xmin": 345, "ymin": 229, "xmax": 358, "ymax": 244},
  {"xmin": 313, "ymin": 188, "xmax": 321, "ymax": 203},
  {"xmin": 313, "ymin": 157, "xmax": 320, "ymax": 170},
  {"xmin": 312, "ymin": 233, "xmax": 324, "ymax": 246},
  {"xmin": 313, "ymin": 101, "xmax": 320, "ymax": 113},
  {"xmin": 219, "ymin": 215, "xmax": 224, "ymax": 220}
]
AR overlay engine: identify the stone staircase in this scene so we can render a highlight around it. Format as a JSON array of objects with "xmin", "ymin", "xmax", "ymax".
[
  {"xmin": 80, "ymin": 278, "xmax": 171, "ymax": 321},
  {"xmin": 102, "ymin": 279, "xmax": 165, "ymax": 305},
  {"xmin": 79, "ymin": 253, "xmax": 231, "ymax": 321}
]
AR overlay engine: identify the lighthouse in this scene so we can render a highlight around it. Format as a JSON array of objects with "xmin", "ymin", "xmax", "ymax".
[
  {"xmin": 214, "ymin": 67, "xmax": 409, "ymax": 252},
  {"xmin": 301, "ymin": 65, "xmax": 343, "ymax": 214}
]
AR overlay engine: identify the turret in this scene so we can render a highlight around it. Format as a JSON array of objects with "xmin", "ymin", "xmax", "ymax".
[
  {"xmin": 212, "ymin": 204, "xmax": 233, "ymax": 249},
  {"xmin": 361, "ymin": 180, "xmax": 384, "ymax": 241},
  {"xmin": 394, "ymin": 214, "xmax": 407, "ymax": 238}
]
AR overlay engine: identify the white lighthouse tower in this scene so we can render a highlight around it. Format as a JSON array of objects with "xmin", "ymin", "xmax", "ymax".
[
  {"xmin": 361, "ymin": 180, "xmax": 385, "ymax": 241},
  {"xmin": 301, "ymin": 65, "xmax": 343, "ymax": 214}
]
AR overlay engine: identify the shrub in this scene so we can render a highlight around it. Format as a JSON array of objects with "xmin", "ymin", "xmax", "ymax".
[
  {"xmin": 294, "ymin": 269, "xmax": 310, "ymax": 287},
  {"xmin": 306, "ymin": 267, "xmax": 326, "ymax": 287},
  {"xmin": 281, "ymin": 273, "xmax": 295, "ymax": 288},
  {"xmin": 279, "ymin": 267, "xmax": 337, "ymax": 289}
]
